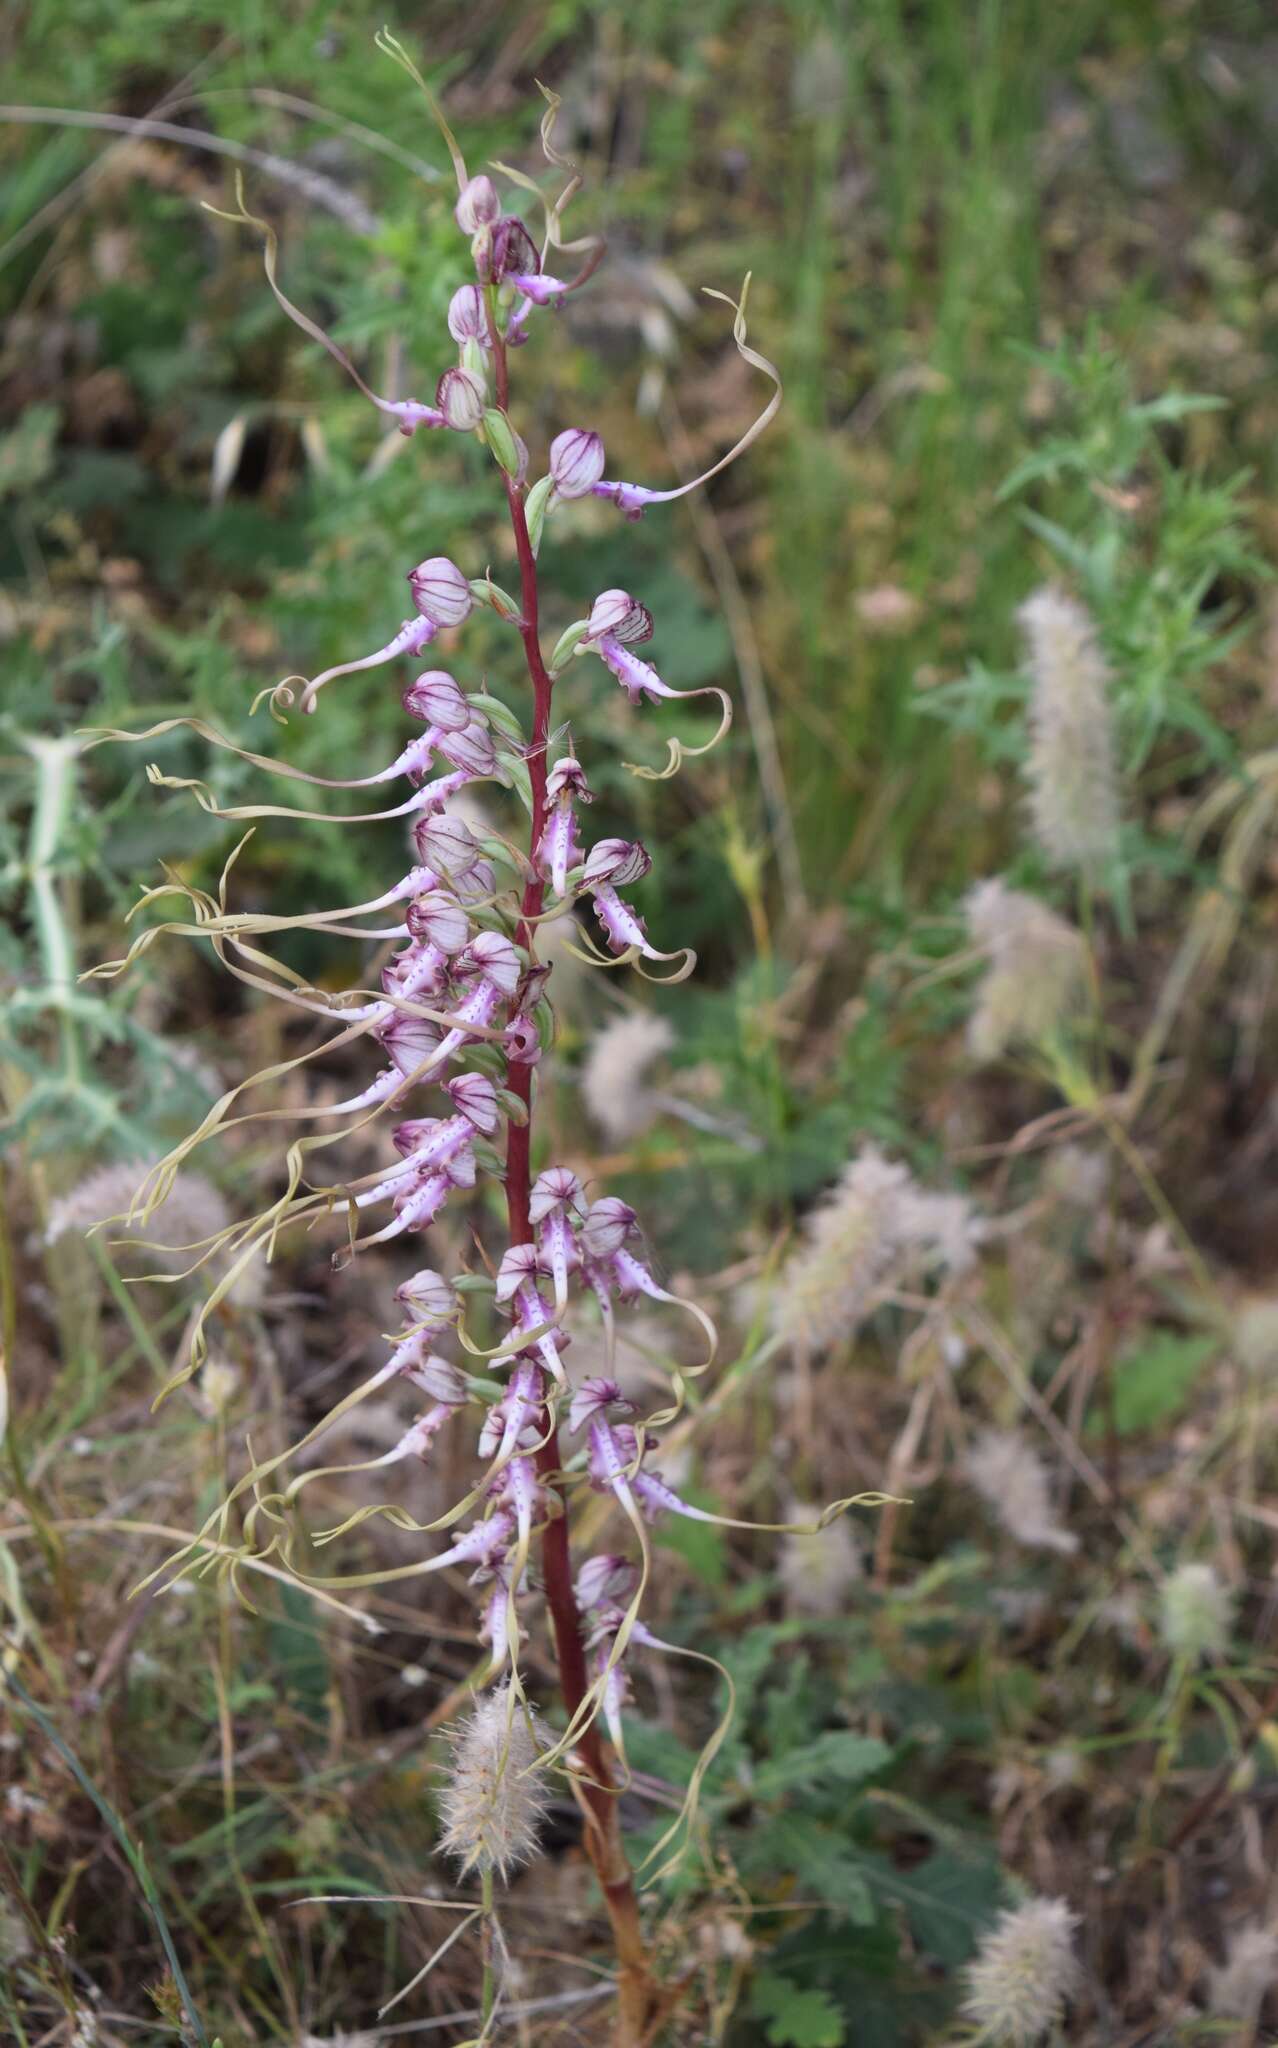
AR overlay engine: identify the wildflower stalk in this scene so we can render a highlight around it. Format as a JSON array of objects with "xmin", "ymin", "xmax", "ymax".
[
  {"xmin": 488, "ymin": 292, "xmax": 654, "ymax": 2033},
  {"xmin": 23, "ymin": 734, "xmax": 83, "ymax": 1084},
  {"xmin": 86, "ymin": 69, "xmax": 815, "ymax": 2044},
  {"xmin": 479, "ymin": 1866, "xmax": 496, "ymax": 2031}
]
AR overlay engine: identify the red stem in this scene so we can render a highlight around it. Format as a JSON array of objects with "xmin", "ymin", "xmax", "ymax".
[{"xmin": 489, "ymin": 303, "xmax": 651, "ymax": 2034}]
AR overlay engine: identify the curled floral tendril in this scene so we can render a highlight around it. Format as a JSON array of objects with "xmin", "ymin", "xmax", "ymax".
[
  {"xmin": 561, "ymin": 922, "xmax": 698, "ymax": 985},
  {"xmin": 622, "ymin": 684, "xmax": 733, "ymax": 783}
]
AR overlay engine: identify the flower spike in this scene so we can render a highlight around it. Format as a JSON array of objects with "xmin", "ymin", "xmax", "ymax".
[{"xmin": 100, "ymin": 61, "xmax": 809, "ymax": 1958}]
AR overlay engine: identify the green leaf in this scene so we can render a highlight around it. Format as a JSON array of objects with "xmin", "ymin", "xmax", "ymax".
[
  {"xmin": 0, "ymin": 402, "xmax": 60, "ymax": 500},
  {"xmin": 766, "ymin": 1915, "xmax": 949, "ymax": 2047},
  {"xmin": 1128, "ymin": 392, "xmax": 1227, "ymax": 423},
  {"xmin": 753, "ymin": 1731, "xmax": 890, "ymax": 1801},
  {"xmin": 742, "ymin": 1812, "xmax": 877, "ymax": 1925},
  {"xmin": 995, "ymin": 440, "xmax": 1084, "ymax": 500},
  {"xmin": 1016, "ymin": 508, "xmax": 1095, "ymax": 576},
  {"xmin": 856, "ymin": 1844, "xmax": 1005, "ymax": 1967},
  {"xmin": 1097, "ymin": 1332, "xmax": 1218, "ymax": 1438},
  {"xmin": 750, "ymin": 1973, "xmax": 845, "ymax": 2048}
]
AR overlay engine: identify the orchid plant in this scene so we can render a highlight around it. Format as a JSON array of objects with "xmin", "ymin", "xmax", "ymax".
[{"xmin": 86, "ymin": 43, "xmax": 881, "ymax": 2043}]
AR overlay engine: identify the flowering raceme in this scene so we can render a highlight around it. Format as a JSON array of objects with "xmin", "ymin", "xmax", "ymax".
[
  {"xmin": 772, "ymin": 1144, "xmax": 977, "ymax": 1354},
  {"xmin": 1159, "ymin": 1559, "xmax": 1232, "ymax": 1662},
  {"xmin": 438, "ymin": 1683, "xmax": 551, "ymax": 1879},
  {"xmin": 965, "ymin": 877, "xmax": 1087, "ymax": 1061},
  {"xmin": 83, "ymin": 62, "xmax": 886, "ymax": 2040},
  {"xmin": 962, "ymin": 1896, "xmax": 1081, "ymax": 2046},
  {"xmin": 582, "ymin": 1010, "xmax": 675, "ymax": 1143},
  {"xmin": 1019, "ymin": 585, "xmax": 1121, "ymax": 876},
  {"xmin": 966, "ymin": 1427, "xmax": 1078, "ymax": 1556}
]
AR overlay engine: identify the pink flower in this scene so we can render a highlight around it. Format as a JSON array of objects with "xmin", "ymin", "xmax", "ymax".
[
  {"xmin": 402, "ymin": 670, "xmax": 470, "ymax": 730},
  {"xmin": 549, "ymin": 429, "xmax": 606, "ymax": 500},
  {"xmin": 408, "ymin": 556, "xmax": 474, "ymax": 628},
  {"xmin": 447, "ymin": 284, "xmax": 490, "ymax": 346},
  {"xmin": 489, "ymin": 217, "xmax": 539, "ymax": 282},
  {"xmin": 436, "ymin": 366, "xmax": 487, "ymax": 431},
  {"xmin": 586, "ymin": 590, "xmax": 653, "ymax": 645},
  {"xmin": 536, "ymin": 756, "xmax": 593, "ymax": 896},
  {"xmin": 507, "ymin": 271, "xmax": 567, "ymax": 307},
  {"xmin": 455, "ymin": 174, "xmax": 500, "ymax": 233}
]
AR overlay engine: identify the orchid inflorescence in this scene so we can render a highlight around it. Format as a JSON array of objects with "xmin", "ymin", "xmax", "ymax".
[{"xmin": 87, "ymin": 57, "xmax": 879, "ymax": 2031}]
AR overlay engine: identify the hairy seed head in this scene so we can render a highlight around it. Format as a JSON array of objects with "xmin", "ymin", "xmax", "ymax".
[
  {"xmin": 46, "ymin": 1160, "xmax": 229, "ymax": 1256},
  {"xmin": 1019, "ymin": 586, "xmax": 1120, "ymax": 874},
  {"xmin": 0, "ymin": 1896, "xmax": 30, "ymax": 1967},
  {"xmin": 773, "ymin": 1147, "xmax": 976, "ymax": 1353},
  {"xmin": 966, "ymin": 1428, "xmax": 1078, "ymax": 1556},
  {"xmin": 1208, "ymin": 1922, "xmax": 1278, "ymax": 2021},
  {"xmin": 581, "ymin": 1010, "xmax": 674, "ymax": 1144},
  {"xmin": 779, "ymin": 1502, "xmax": 863, "ymax": 1617},
  {"xmin": 1159, "ymin": 1561, "xmax": 1232, "ymax": 1663},
  {"xmin": 962, "ymin": 1897, "xmax": 1081, "ymax": 2045},
  {"xmin": 965, "ymin": 879, "xmax": 1086, "ymax": 1061},
  {"xmin": 438, "ymin": 1684, "xmax": 551, "ymax": 1880}
]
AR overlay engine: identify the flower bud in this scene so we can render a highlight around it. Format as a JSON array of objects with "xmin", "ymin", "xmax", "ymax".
[
  {"xmin": 447, "ymin": 284, "xmax": 488, "ymax": 345},
  {"xmin": 463, "ymin": 859, "xmax": 500, "ymax": 905},
  {"xmin": 436, "ymin": 366, "xmax": 486, "ymax": 432},
  {"xmin": 549, "ymin": 428, "xmax": 606, "ymax": 500},
  {"xmin": 405, "ymin": 1353, "xmax": 469, "ymax": 1405},
  {"xmin": 465, "ymin": 929, "xmax": 521, "ymax": 996},
  {"xmin": 455, "ymin": 174, "xmax": 500, "ymax": 233},
  {"xmin": 586, "ymin": 589, "xmax": 653, "ymax": 645},
  {"xmin": 524, "ymin": 473, "xmax": 554, "ymax": 556},
  {"xmin": 581, "ymin": 1196, "xmax": 638, "ymax": 1258},
  {"xmin": 529, "ymin": 1165, "xmax": 584, "ymax": 1223},
  {"xmin": 396, "ymin": 1268, "xmax": 458, "ymax": 1326},
  {"xmin": 405, "ymin": 891, "xmax": 472, "ymax": 953},
  {"xmin": 415, "ymin": 813, "xmax": 481, "ymax": 877},
  {"xmin": 379, "ymin": 1012, "xmax": 444, "ymax": 1077},
  {"xmin": 446, "ymin": 1071, "xmax": 500, "ymax": 1135},
  {"xmin": 575, "ymin": 1554, "xmax": 640, "ymax": 1611},
  {"xmin": 402, "ymin": 670, "xmax": 470, "ymax": 731},
  {"xmin": 461, "ymin": 337, "xmax": 490, "ymax": 384},
  {"xmin": 581, "ymin": 837, "xmax": 653, "ymax": 888},
  {"xmin": 441, "ymin": 716, "xmax": 498, "ymax": 778},
  {"xmin": 469, "ymin": 573, "xmax": 522, "ymax": 621},
  {"xmin": 548, "ymin": 619, "xmax": 590, "ymax": 672},
  {"xmin": 409, "ymin": 557, "xmax": 474, "ymax": 628},
  {"xmin": 482, "ymin": 407, "xmax": 524, "ymax": 479},
  {"xmin": 495, "ymin": 1242, "xmax": 541, "ymax": 1303}
]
